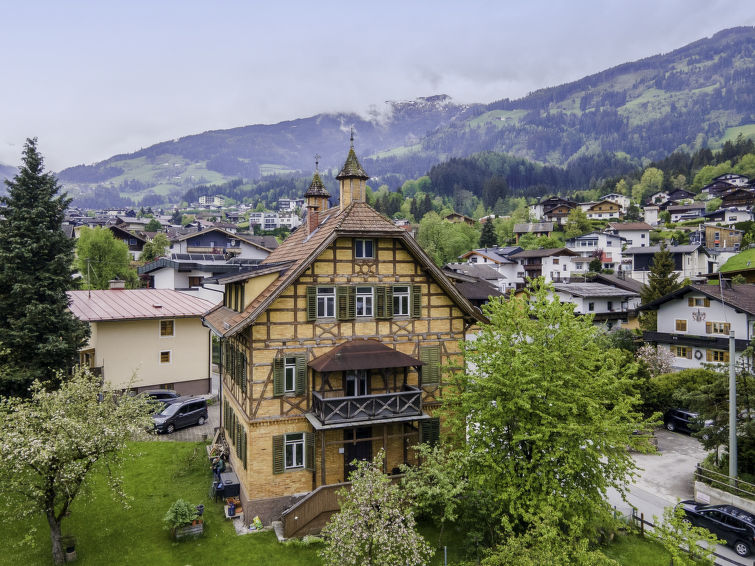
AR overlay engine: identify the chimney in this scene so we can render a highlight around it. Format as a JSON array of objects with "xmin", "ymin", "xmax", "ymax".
[
  {"xmin": 109, "ymin": 279, "xmax": 125, "ymax": 290},
  {"xmin": 307, "ymin": 206, "xmax": 320, "ymax": 235}
]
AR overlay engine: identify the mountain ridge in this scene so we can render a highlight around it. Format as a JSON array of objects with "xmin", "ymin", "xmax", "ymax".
[{"xmin": 56, "ymin": 26, "xmax": 755, "ymax": 206}]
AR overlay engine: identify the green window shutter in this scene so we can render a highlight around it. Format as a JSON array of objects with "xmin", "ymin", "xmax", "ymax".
[
  {"xmin": 241, "ymin": 352, "xmax": 247, "ymax": 394},
  {"xmin": 420, "ymin": 418, "xmax": 440, "ymax": 446},
  {"xmin": 347, "ymin": 286, "xmax": 356, "ymax": 319},
  {"xmin": 419, "ymin": 345, "xmax": 441, "ymax": 385},
  {"xmin": 305, "ymin": 432, "xmax": 315, "ymax": 471},
  {"xmin": 337, "ymin": 286, "xmax": 350, "ymax": 320},
  {"xmin": 242, "ymin": 428, "xmax": 248, "ymax": 469},
  {"xmin": 272, "ymin": 435, "xmax": 284, "ymax": 474},
  {"xmin": 236, "ymin": 423, "xmax": 242, "ymax": 458},
  {"xmin": 240, "ymin": 285, "xmax": 245, "ymax": 311},
  {"xmin": 411, "ymin": 285, "xmax": 422, "ymax": 318},
  {"xmin": 306, "ymin": 286, "xmax": 317, "ymax": 321},
  {"xmin": 273, "ymin": 358, "xmax": 284, "ymax": 396},
  {"xmin": 375, "ymin": 286, "xmax": 393, "ymax": 319},
  {"xmin": 295, "ymin": 355, "xmax": 307, "ymax": 395}
]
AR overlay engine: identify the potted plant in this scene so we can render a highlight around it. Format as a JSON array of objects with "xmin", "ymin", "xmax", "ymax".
[{"xmin": 163, "ymin": 499, "xmax": 204, "ymax": 540}]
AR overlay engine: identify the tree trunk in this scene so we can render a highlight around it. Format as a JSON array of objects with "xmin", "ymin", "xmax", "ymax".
[{"xmin": 46, "ymin": 509, "xmax": 65, "ymax": 566}]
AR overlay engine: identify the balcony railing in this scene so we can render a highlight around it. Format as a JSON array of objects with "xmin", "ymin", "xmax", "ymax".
[{"xmin": 311, "ymin": 385, "xmax": 422, "ymax": 425}]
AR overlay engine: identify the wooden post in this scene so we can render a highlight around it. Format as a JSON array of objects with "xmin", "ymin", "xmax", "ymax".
[
  {"xmin": 640, "ymin": 513, "xmax": 644, "ymax": 536},
  {"xmin": 383, "ymin": 424, "xmax": 388, "ymax": 473}
]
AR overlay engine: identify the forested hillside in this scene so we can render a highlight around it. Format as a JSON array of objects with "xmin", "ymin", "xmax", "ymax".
[{"xmin": 58, "ymin": 27, "xmax": 755, "ymax": 208}]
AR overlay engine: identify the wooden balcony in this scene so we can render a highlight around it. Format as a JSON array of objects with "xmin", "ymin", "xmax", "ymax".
[{"xmin": 310, "ymin": 385, "xmax": 422, "ymax": 425}]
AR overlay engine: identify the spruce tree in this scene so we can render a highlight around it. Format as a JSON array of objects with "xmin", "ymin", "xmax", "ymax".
[
  {"xmin": 0, "ymin": 139, "xmax": 89, "ymax": 396},
  {"xmin": 639, "ymin": 242, "xmax": 682, "ymax": 330},
  {"xmin": 479, "ymin": 220, "xmax": 498, "ymax": 248}
]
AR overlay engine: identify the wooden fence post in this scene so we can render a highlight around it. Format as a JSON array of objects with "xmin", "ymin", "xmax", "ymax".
[{"xmin": 640, "ymin": 512, "xmax": 644, "ymax": 536}]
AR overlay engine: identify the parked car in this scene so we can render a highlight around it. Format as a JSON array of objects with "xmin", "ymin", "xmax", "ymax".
[
  {"xmin": 151, "ymin": 397, "xmax": 208, "ymax": 434},
  {"xmin": 676, "ymin": 500, "xmax": 755, "ymax": 556},
  {"xmin": 142, "ymin": 389, "xmax": 180, "ymax": 401},
  {"xmin": 664, "ymin": 408, "xmax": 705, "ymax": 434}
]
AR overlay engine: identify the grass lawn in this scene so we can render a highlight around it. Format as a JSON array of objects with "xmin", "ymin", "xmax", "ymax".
[
  {"xmin": 720, "ymin": 247, "xmax": 755, "ymax": 272},
  {"xmin": 4, "ymin": 441, "xmax": 687, "ymax": 566}
]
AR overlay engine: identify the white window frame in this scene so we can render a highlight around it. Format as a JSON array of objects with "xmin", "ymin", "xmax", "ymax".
[
  {"xmin": 393, "ymin": 285, "xmax": 410, "ymax": 317},
  {"xmin": 355, "ymin": 239, "xmax": 374, "ymax": 259},
  {"xmin": 317, "ymin": 286, "xmax": 335, "ymax": 318},
  {"xmin": 160, "ymin": 319, "xmax": 175, "ymax": 337},
  {"xmin": 284, "ymin": 357, "xmax": 297, "ymax": 393},
  {"xmin": 160, "ymin": 350, "xmax": 172, "ymax": 365},
  {"xmin": 284, "ymin": 432, "xmax": 304, "ymax": 470},
  {"xmin": 356, "ymin": 286, "xmax": 373, "ymax": 317}
]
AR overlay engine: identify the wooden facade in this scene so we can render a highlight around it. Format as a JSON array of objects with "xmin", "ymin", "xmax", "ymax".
[{"xmin": 203, "ymin": 145, "xmax": 482, "ymax": 526}]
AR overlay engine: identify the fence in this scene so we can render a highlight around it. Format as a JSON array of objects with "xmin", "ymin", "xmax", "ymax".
[
  {"xmin": 696, "ymin": 465, "xmax": 755, "ymax": 501},
  {"xmin": 631, "ymin": 508, "xmax": 751, "ymax": 566}
]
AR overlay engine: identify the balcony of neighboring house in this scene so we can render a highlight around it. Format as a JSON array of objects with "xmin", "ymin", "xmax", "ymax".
[{"xmin": 305, "ymin": 340, "xmax": 429, "ymax": 428}]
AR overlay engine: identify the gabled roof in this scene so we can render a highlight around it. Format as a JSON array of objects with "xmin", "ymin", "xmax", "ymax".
[
  {"xmin": 552, "ymin": 282, "xmax": 639, "ymax": 298},
  {"xmin": 203, "ymin": 201, "xmax": 484, "ymax": 337},
  {"xmin": 171, "ymin": 227, "xmax": 272, "ymax": 252},
  {"xmin": 606, "ymin": 222, "xmax": 652, "ymax": 231},
  {"xmin": 67, "ymin": 289, "xmax": 215, "ymax": 322},
  {"xmin": 592, "ymin": 273, "xmax": 644, "ymax": 294},
  {"xmin": 444, "ymin": 263, "xmax": 505, "ymax": 280},
  {"xmin": 109, "ymin": 225, "xmax": 147, "ymax": 243},
  {"xmin": 639, "ymin": 283, "xmax": 755, "ymax": 316},
  {"xmin": 458, "ymin": 248, "xmax": 515, "ymax": 264},
  {"xmin": 510, "ymin": 247, "xmax": 579, "ymax": 259},
  {"xmin": 624, "ymin": 244, "xmax": 709, "ymax": 256},
  {"xmin": 513, "ymin": 222, "xmax": 554, "ymax": 233},
  {"xmin": 309, "ymin": 339, "xmax": 423, "ymax": 372}
]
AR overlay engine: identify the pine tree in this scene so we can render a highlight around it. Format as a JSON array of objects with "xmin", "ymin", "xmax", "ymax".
[
  {"xmin": 639, "ymin": 242, "xmax": 682, "ymax": 330},
  {"xmin": 0, "ymin": 139, "xmax": 89, "ymax": 396},
  {"xmin": 479, "ymin": 220, "xmax": 498, "ymax": 248}
]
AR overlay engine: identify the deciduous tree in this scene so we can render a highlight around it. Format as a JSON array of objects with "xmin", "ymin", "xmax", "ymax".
[
  {"xmin": 651, "ymin": 505, "xmax": 721, "ymax": 566},
  {"xmin": 448, "ymin": 280, "xmax": 652, "ymax": 538},
  {"xmin": 565, "ymin": 208, "xmax": 592, "ymax": 239},
  {"xmin": 139, "ymin": 232, "xmax": 171, "ymax": 263},
  {"xmin": 0, "ymin": 367, "xmax": 153, "ymax": 565},
  {"xmin": 0, "ymin": 139, "xmax": 89, "ymax": 396},
  {"xmin": 75, "ymin": 226, "xmax": 138, "ymax": 288},
  {"xmin": 320, "ymin": 452, "xmax": 433, "ymax": 566}
]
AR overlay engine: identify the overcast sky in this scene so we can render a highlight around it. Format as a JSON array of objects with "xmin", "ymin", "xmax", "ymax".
[{"xmin": 1, "ymin": 1, "xmax": 753, "ymax": 171}]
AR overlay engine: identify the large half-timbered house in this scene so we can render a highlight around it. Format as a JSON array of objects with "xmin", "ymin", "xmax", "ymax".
[{"xmin": 203, "ymin": 143, "xmax": 483, "ymax": 532}]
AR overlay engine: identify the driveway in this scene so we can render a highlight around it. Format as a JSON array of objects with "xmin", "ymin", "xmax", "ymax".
[{"xmin": 608, "ymin": 429, "xmax": 751, "ymax": 565}]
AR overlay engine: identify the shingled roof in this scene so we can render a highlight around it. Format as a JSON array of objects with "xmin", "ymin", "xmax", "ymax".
[
  {"xmin": 336, "ymin": 146, "xmax": 369, "ymax": 180},
  {"xmin": 304, "ymin": 171, "xmax": 330, "ymax": 198},
  {"xmin": 203, "ymin": 201, "xmax": 484, "ymax": 337}
]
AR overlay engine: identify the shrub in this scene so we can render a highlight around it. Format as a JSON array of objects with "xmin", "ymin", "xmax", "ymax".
[{"xmin": 163, "ymin": 499, "xmax": 199, "ymax": 530}]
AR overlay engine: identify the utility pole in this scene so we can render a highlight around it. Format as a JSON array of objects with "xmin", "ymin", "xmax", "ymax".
[{"xmin": 729, "ymin": 329, "xmax": 737, "ymax": 483}]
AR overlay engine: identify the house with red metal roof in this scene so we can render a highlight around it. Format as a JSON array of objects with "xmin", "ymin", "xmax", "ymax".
[{"xmin": 67, "ymin": 283, "xmax": 216, "ymax": 394}]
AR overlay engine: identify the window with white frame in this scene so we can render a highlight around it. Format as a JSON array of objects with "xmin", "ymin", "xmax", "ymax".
[
  {"xmin": 285, "ymin": 433, "xmax": 304, "ymax": 469},
  {"xmin": 284, "ymin": 357, "xmax": 297, "ymax": 393},
  {"xmin": 317, "ymin": 287, "xmax": 335, "ymax": 318},
  {"xmin": 160, "ymin": 319, "xmax": 174, "ymax": 337},
  {"xmin": 355, "ymin": 239, "xmax": 374, "ymax": 259},
  {"xmin": 393, "ymin": 286, "xmax": 410, "ymax": 316},
  {"xmin": 356, "ymin": 286, "xmax": 373, "ymax": 317}
]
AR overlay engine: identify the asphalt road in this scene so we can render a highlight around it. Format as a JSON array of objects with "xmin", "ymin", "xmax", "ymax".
[{"xmin": 608, "ymin": 429, "xmax": 752, "ymax": 565}]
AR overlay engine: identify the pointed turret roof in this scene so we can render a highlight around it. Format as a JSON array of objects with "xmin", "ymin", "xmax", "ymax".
[
  {"xmin": 304, "ymin": 171, "xmax": 330, "ymax": 198},
  {"xmin": 336, "ymin": 137, "xmax": 369, "ymax": 180}
]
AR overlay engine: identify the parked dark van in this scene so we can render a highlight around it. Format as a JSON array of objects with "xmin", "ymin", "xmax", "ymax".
[{"xmin": 151, "ymin": 397, "xmax": 208, "ymax": 434}]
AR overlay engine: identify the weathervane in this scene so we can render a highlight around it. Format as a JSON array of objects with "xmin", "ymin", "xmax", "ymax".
[{"xmin": 314, "ymin": 153, "xmax": 321, "ymax": 172}]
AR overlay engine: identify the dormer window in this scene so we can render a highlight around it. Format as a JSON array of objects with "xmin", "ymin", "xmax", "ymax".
[{"xmin": 355, "ymin": 239, "xmax": 374, "ymax": 259}]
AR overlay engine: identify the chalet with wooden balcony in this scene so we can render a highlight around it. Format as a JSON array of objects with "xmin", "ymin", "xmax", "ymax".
[{"xmin": 202, "ymin": 141, "xmax": 483, "ymax": 532}]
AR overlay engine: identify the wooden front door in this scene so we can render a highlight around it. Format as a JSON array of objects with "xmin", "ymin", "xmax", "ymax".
[{"xmin": 343, "ymin": 427, "xmax": 372, "ymax": 480}]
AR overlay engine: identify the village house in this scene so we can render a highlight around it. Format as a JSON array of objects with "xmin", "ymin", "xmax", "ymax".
[
  {"xmin": 202, "ymin": 143, "xmax": 483, "ymax": 534},
  {"xmin": 513, "ymin": 222, "xmax": 553, "ymax": 242},
  {"xmin": 170, "ymin": 227, "xmax": 272, "ymax": 259},
  {"xmin": 624, "ymin": 244, "xmax": 712, "ymax": 284},
  {"xmin": 528, "ymin": 196, "xmax": 576, "ymax": 223},
  {"xmin": 68, "ymin": 283, "xmax": 214, "ymax": 394},
  {"xmin": 641, "ymin": 283, "xmax": 755, "ymax": 370},
  {"xmin": 579, "ymin": 200, "xmax": 622, "ymax": 220},
  {"xmin": 688, "ymin": 224, "xmax": 743, "ymax": 251},
  {"xmin": 552, "ymin": 282, "xmax": 640, "ymax": 330},
  {"xmin": 508, "ymin": 247, "xmax": 580, "ymax": 286},
  {"xmin": 565, "ymin": 231, "xmax": 626, "ymax": 271},
  {"xmin": 605, "ymin": 222, "xmax": 652, "ymax": 248}
]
